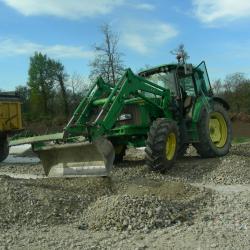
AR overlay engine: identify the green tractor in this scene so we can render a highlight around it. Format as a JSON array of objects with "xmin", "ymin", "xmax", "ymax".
[{"xmin": 10, "ymin": 59, "xmax": 232, "ymax": 177}]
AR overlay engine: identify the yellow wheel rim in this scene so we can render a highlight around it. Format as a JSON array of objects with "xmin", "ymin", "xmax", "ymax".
[
  {"xmin": 165, "ymin": 132, "xmax": 177, "ymax": 160},
  {"xmin": 209, "ymin": 112, "xmax": 228, "ymax": 148}
]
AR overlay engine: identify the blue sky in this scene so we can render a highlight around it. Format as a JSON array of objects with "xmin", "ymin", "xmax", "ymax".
[{"xmin": 1, "ymin": 0, "xmax": 250, "ymax": 91}]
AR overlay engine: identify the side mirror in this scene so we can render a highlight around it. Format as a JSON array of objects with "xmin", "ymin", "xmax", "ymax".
[{"xmin": 184, "ymin": 64, "xmax": 193, "ymax": 75}]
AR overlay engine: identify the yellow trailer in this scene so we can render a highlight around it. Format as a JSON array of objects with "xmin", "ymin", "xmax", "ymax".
[{"xmin": 0, "ymin": 92, "xmax": 22, "ymax": 161}]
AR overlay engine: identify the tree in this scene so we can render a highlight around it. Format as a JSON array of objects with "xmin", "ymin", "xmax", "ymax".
[
  {"xmin": 171, "ymin": 44, "xmax": 190, "ymax": 64},
  {"xmin": 89, "ymin": 24, "xmax": 125, "ymax": 85},
  {"xmin": 28, "ymin": 52, "xmax": 54, "ymax": 117},
  {"xmin": 67, "ymin": 73, "xmax": 90, "ymax": 111},
  {"xmin": 50, "ymin": 60, "xmax": 69, "ymax": 117},
  {"xmin": 68, "ymin": 72, "xmax": 87, "ymax": 96},
  {"xmin": 27, "ymin": 52, "xmax": 69, "ymax": 119},
  {"xmin": 15, "ymin": 85, "xmax": 30, "ymax": 113},
  {"xmin": 221, "ymin": 72, "xmax": 250, "ymax": 113},
  {"xmin": 212, "ymin": 79, "xmax": 222, "ymax": 95}
]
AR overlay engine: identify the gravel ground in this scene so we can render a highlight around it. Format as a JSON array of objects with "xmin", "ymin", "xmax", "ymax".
[{"xmin": 0, "ymin": 143, "xmax": 249, "ymax": 249}]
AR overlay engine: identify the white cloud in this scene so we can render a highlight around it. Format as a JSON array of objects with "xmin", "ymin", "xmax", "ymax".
[
  {"xmin": 193, "ymin": 0, "xmax": 250, "ymax": 24},
  {"xmin": 133, "ymin": 3, "xmax": 155, "ymax": 11},
  {"xmin": 0, "ymin": 38, "xmax": 94, "ymax": 58},
  {"xmin": 121, "ymin": 21, "xmax": 178, "ymax": 54},
  {"xmin": 1, "ymin": 0, "xmax": 125, "ymax": 19},
  {"xmin": 1, "ymin": 0, "xmax": 155, "ymax": 19}
]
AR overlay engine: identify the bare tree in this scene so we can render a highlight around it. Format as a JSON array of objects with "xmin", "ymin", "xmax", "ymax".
[
  {"xmin": 68, "ymin": 72, "xmax": 87, "ymax": 95},
  {"xmin": 212, "ymin": 79, "xmax": 222, "ymax": 95},
  {"xmin": 89, "ymin": 24, "xmax": 125, "ymax": 85},
  {"xmin": 223, "ymin": 72, "xmax": 249, "ymax": 112},
  {"xmin": 171, "ymin": 44, "xmax": 190, "ymax": 64}
]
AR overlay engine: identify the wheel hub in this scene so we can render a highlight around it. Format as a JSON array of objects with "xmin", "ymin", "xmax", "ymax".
[
  {"xmin": 209, "ymin": 112, "xmax": 228, "ymax": 148},
  {"xmin": 165, "ymin": 133, "xmax": 176, "ymax": 160}
]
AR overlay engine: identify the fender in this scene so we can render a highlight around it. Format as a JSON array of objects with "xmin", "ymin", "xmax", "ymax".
[
  {"xmin": 192, "ymin": 96, "xmax": 230, "ymax": 124},
  {"xmin": 212, "ymin": 96, "xmax": 230, "ymax": 110}
]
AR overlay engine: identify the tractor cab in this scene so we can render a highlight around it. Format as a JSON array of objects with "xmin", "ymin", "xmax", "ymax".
[
  {"xmin": 177, "ymin": 61, "xmax": 213, "ymax": 97},
  {"xmin": 139, "ymin": 61, "xmax": 212, "ymax": 99},
  {"xmin": 138, "ymin": 61, "xmax": 213, "ymax": 115}
]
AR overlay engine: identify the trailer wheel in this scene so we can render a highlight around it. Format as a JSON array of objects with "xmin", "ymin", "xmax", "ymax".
[
  {"xmin": 193, "ymin": 104, "xmax": 232, "ymax": 158},
  {"xmin": 0, "ymin": 138, "xmax": 9, "ymax": 162},
  {"xmin": 145, "ymin": 118, "xmax": 179, "ymax": 172}
]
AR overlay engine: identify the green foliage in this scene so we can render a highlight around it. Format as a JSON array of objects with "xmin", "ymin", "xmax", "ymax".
[
  {"xmin": 28, "ymin": 52, "xmax": 55, "ymax": 117},
  {"xmin": 232, "ymin": 137, "xmax": 250, "ymax": 144},
  {"xmin": 15, "ymin": 85, "xmax": 30, "ymax": 113},
  {"xmin": 27, "ymin": 52, "xmax": 71, "ymax": 120},
  {"xmin": 17, "ymin": 51, "xmax": 89, "ymax": 130}
]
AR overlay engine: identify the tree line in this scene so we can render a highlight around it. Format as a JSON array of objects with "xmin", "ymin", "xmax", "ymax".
[
  {"xmin": 15, "ymin": 24, "xmax": 125, "ymax": 125},
  {"xmin": 212, "ymin": 73, "xmax": 250, "ymax": 114},
  {"xmin": 8, "ymin": 25, "xmax": 250, "ymax": 129}
]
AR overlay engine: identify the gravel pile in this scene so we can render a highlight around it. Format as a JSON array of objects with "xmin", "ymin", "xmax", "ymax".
[
  {"xmin": 83, "ymin": 194, "xmax": 194, "ymax": 231},
  {"xmin": 0, "ymin": 143, "xmax": 249, "ymax": 249},
  {"xmin": 0, "ymin": 163, "xmax": 44, "ymax": 175},
  {"xmin": 82, "ymin": 181, "xmax": 211, "ymax": 232},
  {"xmin": 0, "ymin": 175, "xmax": 113, "ymax": 229},
  {"xmin": 202, "ymin": 154, "xmax": 250, "ymax": 184}
]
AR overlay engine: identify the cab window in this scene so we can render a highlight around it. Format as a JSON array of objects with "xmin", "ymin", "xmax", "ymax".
[
  {"xmin": 178, "ymin": 75, "xmax": 196, "ymax": 97},
  {"xmin": 145, "ymin": 72, "xmax": 177, "ymax": 95}
]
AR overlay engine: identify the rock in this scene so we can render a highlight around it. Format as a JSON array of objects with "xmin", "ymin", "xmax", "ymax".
[{"xmin": 78, "ymin": 224, "xmax": 87, "ymax": 230}]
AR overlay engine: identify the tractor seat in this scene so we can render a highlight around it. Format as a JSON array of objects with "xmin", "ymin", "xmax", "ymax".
[
  {"xmin": 183, "ymin": 96, "xmax": 193, "ymax": 110},
  {"xmin": 183, "ymin": 95, "xmax": 194, "ymax": 120}
]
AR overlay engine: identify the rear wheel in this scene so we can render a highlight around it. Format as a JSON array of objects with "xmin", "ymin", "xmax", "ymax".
[
  {"xmin": 193, "ymin": 104, "xmax": 232, "ymax": 157},
  {"xmin": 0, "ymin": 138, "xmax": 9, "ymax": 162},
  {"xmin": 145, "ymin": 119, "xmax": 179, "ymax": 172}
]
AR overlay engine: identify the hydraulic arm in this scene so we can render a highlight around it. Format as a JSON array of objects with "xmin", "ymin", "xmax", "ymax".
[{"xmin": 64, "ymin": 68, "xmax": 171, "ymax": 141}]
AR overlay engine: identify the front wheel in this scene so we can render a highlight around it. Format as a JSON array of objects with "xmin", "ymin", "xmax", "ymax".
[
  {"xmin": 0, "ymin": 138, "xmax": 9, "ymax": 162},
  {"xmin": 193, "ymin": 104, "xmax": 232, "ymax": 158},
  {"xmin": 145, "ymin": 119, "xmax": 179, "ymax": 172}
]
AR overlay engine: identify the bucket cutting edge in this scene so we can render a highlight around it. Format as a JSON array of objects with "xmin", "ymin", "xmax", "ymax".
[{"xmin": 36, "ymin": 138, "xmax": 115, "ymax": 177}]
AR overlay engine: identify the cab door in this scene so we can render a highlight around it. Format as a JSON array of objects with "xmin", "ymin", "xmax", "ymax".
[{"xmin": 194, "ymin": 61, "xmax": 213, "ymax": 96}]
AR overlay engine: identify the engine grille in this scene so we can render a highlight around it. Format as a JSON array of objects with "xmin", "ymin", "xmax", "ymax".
[{"xmin": 89, "ymin": 104, "xmax": 142, "ymax": 126}]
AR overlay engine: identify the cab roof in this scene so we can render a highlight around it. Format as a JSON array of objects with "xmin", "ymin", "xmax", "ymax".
[{"xmin": 138, "ymin": 63, "xmax": 194, "ymax": 77}]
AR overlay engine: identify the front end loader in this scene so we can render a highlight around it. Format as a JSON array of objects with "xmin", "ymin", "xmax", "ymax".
[{"xmin": 10, "ymin": 59, "xmax": 232, "ymax": 177}]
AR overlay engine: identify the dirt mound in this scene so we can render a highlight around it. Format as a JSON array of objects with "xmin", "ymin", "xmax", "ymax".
[{"xmin": 83, "ymin": 181, "xmax": 211, "ymax": 231}]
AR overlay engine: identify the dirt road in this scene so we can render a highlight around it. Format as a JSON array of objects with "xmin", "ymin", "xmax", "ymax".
[{"xmin": 0, "ymin": 144, "xmax": 249, "ymax": 249}]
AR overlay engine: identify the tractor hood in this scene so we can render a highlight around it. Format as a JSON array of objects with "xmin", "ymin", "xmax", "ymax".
[{"xmin": 92, "ymin": 97, "xmax": 146, "ymax": 106}]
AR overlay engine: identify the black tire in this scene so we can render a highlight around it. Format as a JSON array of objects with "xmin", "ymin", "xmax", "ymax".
[
  {"xmin": 113, "ymin": 145, "xmax": 126, "ymax": 164},
  {"xmin": 145, "ymin": 118, "xmax": 179, "ymax": 172},
  {"xmin": 0, "ymin": 138, "xmax": 9, "ymax": 162},
  {"xmin": 193, "ymin": 104, "xmax": 232, "ymax": 158}
]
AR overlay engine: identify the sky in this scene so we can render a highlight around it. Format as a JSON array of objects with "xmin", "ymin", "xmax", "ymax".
[{"xmin": 1, "ymin": 0, "xmax": 250, "ymax": 91}]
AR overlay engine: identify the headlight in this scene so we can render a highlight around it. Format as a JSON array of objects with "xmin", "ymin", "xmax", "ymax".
[{"xmin": 118, "ymin": 114, "xmax": 132, "ymax": 121}]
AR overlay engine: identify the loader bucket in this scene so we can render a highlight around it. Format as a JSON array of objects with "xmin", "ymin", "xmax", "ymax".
[{"xmin": 36, "ymin": 138, "xmax": 115, "ymax": 177}]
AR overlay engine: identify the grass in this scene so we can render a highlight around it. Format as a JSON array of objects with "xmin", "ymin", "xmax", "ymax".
[{"xmin": 232, "ymin": 137, "xmax": 250, "ymax": 144}]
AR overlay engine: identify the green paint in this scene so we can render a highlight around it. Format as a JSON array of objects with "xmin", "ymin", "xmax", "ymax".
[{"xmin": 11, "ymin": 61, "xmax": 228, "ymax": 152}]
